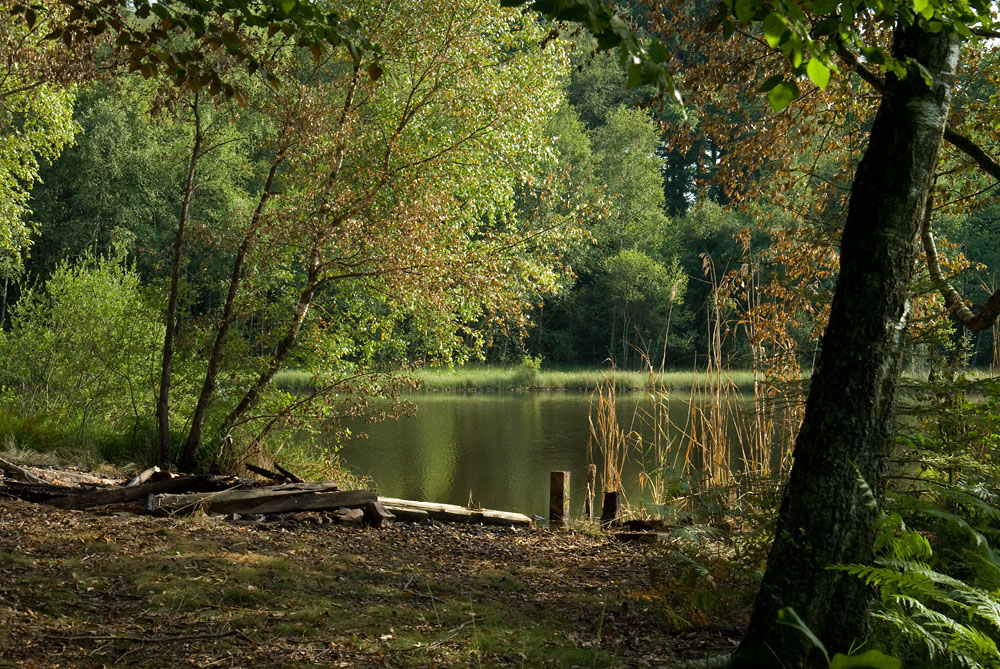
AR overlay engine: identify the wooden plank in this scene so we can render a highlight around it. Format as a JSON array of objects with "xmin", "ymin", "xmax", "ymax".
[
  {"xmin": 235, "ymin": 490, "xmax": 376, "ymax": 515},
  {"xmin": 377, "ymin": 497, "xmax": 532, "ymax": 527},
  {"xmin": 549, "ymin": 470, "xmax": 569, "ymax": 529},
  {"xmin": 149, "ymin": 485, "xmax": 373, "ymax": 516},
  {"xmin": 378, "ymin": 504, "xmax": 430, "ymax": 523},
  {"xmin": 47, "ymin": 476, "xmax": 204, "ymax": 510}
]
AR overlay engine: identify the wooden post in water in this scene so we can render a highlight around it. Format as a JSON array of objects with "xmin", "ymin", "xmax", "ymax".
[
  {"xmin": 584, "ymin": 464, "xmax": 597, "ymax": 520},
  {"xmin": 549, "ymin": 470, "xmax": 570, "ymax": 529},
  {"xmin": 600, "ymin": 491, "xmax": 621, "ymax": 527}
]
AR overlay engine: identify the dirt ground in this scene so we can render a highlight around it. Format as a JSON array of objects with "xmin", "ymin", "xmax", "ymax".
[{"xmin": 0, "ymin": 468, "xmax": 752, "ymax": 668}]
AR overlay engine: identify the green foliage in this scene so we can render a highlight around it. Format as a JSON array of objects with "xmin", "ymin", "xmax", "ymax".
[
  {"xmin": 826, "ymin": 375, "xmax": 1000, "ymax": 669},
  {"xmin": 834, "ymin": 511, "xmax": 1000, "ymax": 668},
  {"xmin": 502, "ymin": 0, "xmax": 678, "ymax": 99},
  {"xmin": 0, "ymin": 79, "xmax": 76, "ymax": 256},
  {"xmin": 0, "ymin": 252, "xmax": 162, "ymax": 447}
]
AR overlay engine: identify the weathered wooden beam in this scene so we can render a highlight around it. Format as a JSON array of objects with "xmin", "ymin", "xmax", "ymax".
[
  {"xmin": 236, "ymin": 490, "xmax": 376, "ymax": 516},
  {"xmin": 148, "ymin": 484, "xmax": 374, "ymax": 516},
  {"xmin": 47, "ymin": 476, "xmax": 204, "ymax": 510},
  {"xmin": 378, "ymin": 504, "xmax": 430, "ymax": 523},
  {"xmin": 549, "ymin": 470, "xmax": 569, "ymax": 529},
  {"xmin": 377, "ymin": 497, "xmax": 532, "ymax": 527}
]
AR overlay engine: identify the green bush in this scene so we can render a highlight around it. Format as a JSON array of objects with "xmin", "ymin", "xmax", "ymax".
[{"xmin": 0, "ymin": 251, "xmax": 163, "ymax": 450}]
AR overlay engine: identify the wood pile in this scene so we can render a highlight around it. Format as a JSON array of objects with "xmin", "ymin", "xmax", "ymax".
[{"xmin": 0, "ymin": 460, "xmax": 534, "ymax": 529}]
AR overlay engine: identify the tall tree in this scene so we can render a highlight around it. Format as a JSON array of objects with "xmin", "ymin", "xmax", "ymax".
[{"xmin": 162, "ymin": 0, "xmax": 573, "ymax": 468}]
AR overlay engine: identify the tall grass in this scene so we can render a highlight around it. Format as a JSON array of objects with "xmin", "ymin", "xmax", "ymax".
[{"xmin": 587, "ymin": 252, "xmax": 805, "ymax": 520}]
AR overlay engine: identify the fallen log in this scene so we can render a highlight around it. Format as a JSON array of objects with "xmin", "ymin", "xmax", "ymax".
[
  {"xmin": 0, "ymin": 457, "xmax": 46, "ymax": 485},
  {"xmin": 377, "ymin": 497, "xmax": 532, "ymax": 527},
  {"xmin": 47, "ymin": 475, "xmax": 204, "ymax": 510},
  {"xmin": 149, "ymin": 484, "xmax": 375, "ymax": 516},
  {"xmin": 1, "ymin": 480, "xmax": 80, "ymax": 502}
]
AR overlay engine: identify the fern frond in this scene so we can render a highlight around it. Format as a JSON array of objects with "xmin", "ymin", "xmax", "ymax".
[
  {"xmin": 921, "ymin": 507, "xmax": 998, "ymax": 563},
  {"xmin": 887, "ymin": 594, "xmax": 1000, "ymax": 661}
]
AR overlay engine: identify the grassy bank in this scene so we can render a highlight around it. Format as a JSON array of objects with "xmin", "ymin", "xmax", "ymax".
[{"xmin": 275, "ymin": 366, "xmax": 759, "ymax": 393}]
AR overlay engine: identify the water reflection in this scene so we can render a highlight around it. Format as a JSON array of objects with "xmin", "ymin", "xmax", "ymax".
[{"xmin": 335, "ymin": 391, "xmax": 701, "ymax": 519}]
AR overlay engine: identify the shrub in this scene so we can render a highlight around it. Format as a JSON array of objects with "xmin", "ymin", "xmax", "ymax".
[{"xmin": 0, "ymin": 251, "xmax": 163, "ymax": 447}]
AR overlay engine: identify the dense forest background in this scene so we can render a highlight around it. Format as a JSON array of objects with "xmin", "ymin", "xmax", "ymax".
[{"xmin": 2, "ymin": 0, "xmax": 999, "ymax": 471}]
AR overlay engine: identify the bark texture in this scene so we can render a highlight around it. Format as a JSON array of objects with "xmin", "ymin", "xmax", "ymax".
[{"xmin": 729, "ymin": 22, "xmax": 959, "ymax": 668}]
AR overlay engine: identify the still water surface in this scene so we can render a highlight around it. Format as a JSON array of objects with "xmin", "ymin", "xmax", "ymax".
[{"xmin": 336, "ymin": 391, "xmax": 704, "ymax": 519}]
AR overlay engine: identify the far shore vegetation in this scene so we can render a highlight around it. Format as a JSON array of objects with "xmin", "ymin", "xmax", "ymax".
[{"xmin": 274, "ymin": 364, "xmax": 760, "ymax": 392}]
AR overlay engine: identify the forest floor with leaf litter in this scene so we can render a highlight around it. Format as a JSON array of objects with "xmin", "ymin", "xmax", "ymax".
[{"xmin": 0, "ymin": 474, "xmax": 756, "ymax": 668}]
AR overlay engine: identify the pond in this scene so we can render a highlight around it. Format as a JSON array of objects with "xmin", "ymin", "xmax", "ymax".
[{"xmin": 334, "ymin": 391, "xmax": 785, "ymax": 519}]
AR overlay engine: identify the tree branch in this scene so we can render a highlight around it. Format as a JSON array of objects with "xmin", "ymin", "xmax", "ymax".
[{"xmin": 921, "ymin": 193, "xmax": 1000, "ymax": 332}]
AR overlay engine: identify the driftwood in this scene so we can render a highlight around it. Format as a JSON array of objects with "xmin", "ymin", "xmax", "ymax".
[
  {"xmin": 2, "ymin": 463, "xmax": 534, "ymax": 531},
  {"xmin": 149, "ymin": 484, "xmax": 376, "ymax": 516},
  {"xmin": 46, "ymin": 475, "xmax": 204, "ymax": 510},
  {"xmin": 377, "ymin": 497, "xmax": 532, "ymax": 527},
  {"xmin": 273, "ymin": 463, "xmax": 304, "ymax": 483},
  {"xmin": 126, "ymin": 466, "xmax": 162, "ymax": 487},
  {"xmin": 0, "ymin": 457, "xmax": 46, "ymax": 484},
  {"xmin": 127, "ymin": 466, "xmax": 175, "ymax": 487}
]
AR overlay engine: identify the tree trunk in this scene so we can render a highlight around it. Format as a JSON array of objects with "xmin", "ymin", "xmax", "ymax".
[
  {"xmin": 218, "ymin": 260, "xmax": 324, "ymax": 440},
  {"xmin": 179, "ymin": 158, "xmax": 281, "ymax": 472},
  {"xmin": 729, "ymin": 22, "xmax": 959, "ymax": 668},
  {"xmin": 157, "ymin": 95, "xmax": 202, "ymax": 469}
]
